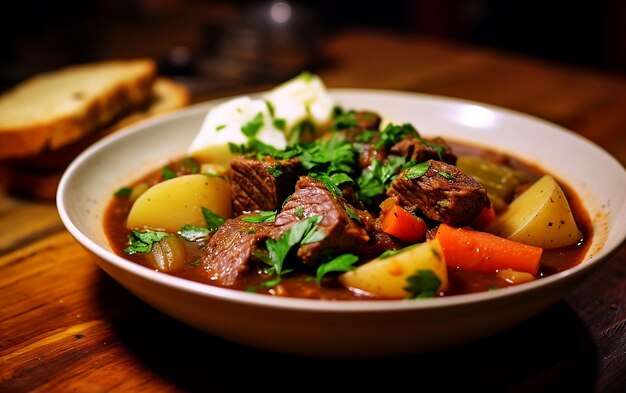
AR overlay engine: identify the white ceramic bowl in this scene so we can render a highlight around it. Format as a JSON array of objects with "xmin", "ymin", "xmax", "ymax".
[{"xmin": 57, "ymin": 89, "xmax": 626, "ymax": 357}]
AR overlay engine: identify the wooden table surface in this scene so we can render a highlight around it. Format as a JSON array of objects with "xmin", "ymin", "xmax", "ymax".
[{"xmin": 2, "ymin": 30, "xmax": 626, "ymax": 392}]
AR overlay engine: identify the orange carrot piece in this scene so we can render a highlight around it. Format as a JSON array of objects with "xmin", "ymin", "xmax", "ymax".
[
  {"xmin": 471, "ymin": 204, "xmax": 496, "ymax": 230},
  {"xmin": 435, "ymin": 223, "xmax": 542, "ymax": 274},
  {"xmin": 382, "ymin": 205, "xmax": 428, "ymax": 243}
]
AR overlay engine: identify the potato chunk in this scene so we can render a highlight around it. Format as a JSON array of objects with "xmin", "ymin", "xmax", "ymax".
[
  {"xmin": 486, "ymin": 175, "xmax": 581, "ymax": 248},
  {"xmin": 340, "ymin": 240, "xmax": 448, "ymax": 299},
  {"xmin": 127, "ymin": 174, "xmax": 231, "ymax": 232}
]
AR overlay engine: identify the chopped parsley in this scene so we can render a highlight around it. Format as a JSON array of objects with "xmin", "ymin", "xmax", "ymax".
[
  {"xmin": 189, "ymin": 259, "xmax": 200, "ymax": 267},
  {"xmin": 124, "ymin": 230, "xmax": 169, "ymax": 255},
  {"xmin": 344, "ymin": 206, "xmax": 360, "ymax": 221},
  {"xmin": 201, "ymin": 207, "xmax": 225, "ymax": 230},
  {"xmin": 438, "ymin": 171, "xmax": 455, "ymax": 180},
  {"xmin": 179, "ymin": 225, "xmax": 211, "ymax": 241},
  {"xmin": 241, "ymin": 112, "xmax": 264, "ymax": 138},
  {"xmin": 295, "ymin": 206, "xmax": 304, "ymax": 218},
  {"xmin": 404, "ymin": 161, "xmax": 431, "ymax": 180},
  {"xmin": 355, "ymin": 130, "xmax": 377, "ymax": 143},
  {"xmin": 375, "ymin": 123, "xmax": 418, "ymax": 150},
  {"xmin": 161, "ymin": 166, "xmax": 176, "ymax": 180},
  {"xmin": 114, "ymin": 187, "xmax": 132, "ymax": 197},
  {"xmin": 273, "ymin": 118, "xmax": 286, "ymax": 131},
  {"xmin": 216, "ymin": 124, "xmax": 227, "ymax": 131},
  {"xmin": 315, "ymin": 253, "xmax": 359, "ymax": 285},
  {"xmin": 241, "ymin": 210, "xmax": 277, "ymax": 223},
  {"xmin": 263, "ymin": 215, "xmax": 323, "ymax": 282},
  {"xmin": 404, "ymin": 269, "xmax": 441, "ymax": 299},
  {"xmin": 357, "ymin": 155, "xmax": 405, "ymax": 204},
  {"xmin": 329, "ymin": 110, "xmax": 359, "ymax": 131},
  {"xmin": 182, "ymin": 157, "xmax": 200, "ymax": 174},
  {"xmin": 265, "ymin": 100, "xmax": 275, "ymax": 117},
  {"xmin": 268, "ymin": 164, "xmax": 283, "ymax": 177},
  {"xmin": 288, "ymin": 120, "xmax": 315, "ymax": 145}
]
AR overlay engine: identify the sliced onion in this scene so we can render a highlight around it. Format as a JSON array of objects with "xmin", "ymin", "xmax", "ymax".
[{"xmin": 146, "ymin": 236, "xmax": 186, "ymax": 272}]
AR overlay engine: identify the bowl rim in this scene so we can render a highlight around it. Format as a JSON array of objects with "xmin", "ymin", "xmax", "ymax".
[{"xmin": 57, "ymin": 88, "xmax": 626, "ymax": 313}]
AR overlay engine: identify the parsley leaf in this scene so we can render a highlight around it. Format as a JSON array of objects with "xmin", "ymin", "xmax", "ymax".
[
  {"xmin": 357, "ymin": 155, "xmax": 405, "ymax": 204},
  {"xmin": 404, "ymin": 269, "xmax": 441, "ymax": 298},
  {"xmin": 241, "ymin": 112, "xmax": 264, "ymax": 138},
  {"xmin": 315, "ymin": 253, "xmax": 359, "ymax": 285},
  {"xmin": 264, "ymin": 215, "xmax": 322, "ymax": 277},
  {"xmin": 201, "ymin": 207, "xmax": 225, "ymax": 230},
  {"xmin": 375, "ymin": 123, "xmax": 419, "ymax": 150},
  {"xmin": 273, "ymin": 118, "xmax": 286, "ymax": 131},
  {"xmin": 329, "ymin": 110, "xmax": 359, "ymax": 131},
  {"xmin": 182, "ymin": 157, "xmax": 200, "ymax": 174},
  {"xmin": 265, "ymin": 100, "xmax": 275, "ymax": 117},
  {"xmin": 404, "ymin": 161, "xmax": 431, "ymax": 180},
  {"xmin": 179, "ymin": 225, "xmax": 211, "ymax": 241},
  {"xmin": 124, "ymin": 230, "xmax": 169, "ymax": 255},
  {"xmin": 162, "ymin": 166, "xmax": 176, "ymax": 180},
  {"xmin": 241, "ymin": 210, "xmax": 277, "ymax": 223},
  {"xmin": 438, "ymin": 171, "xmax": 455, "ymax": 180},
  {"xmin": 114, "ymin": 187, "xmax": 132, "ymax": 197},
  {"xmin": 288, "ymin": 120, "xmax": 315, "ymax": 145}
]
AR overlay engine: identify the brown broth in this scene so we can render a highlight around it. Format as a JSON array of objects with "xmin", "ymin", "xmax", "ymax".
[{"xmin": 103, "ymin": 139, "xmax": 593, "ymax": 300}]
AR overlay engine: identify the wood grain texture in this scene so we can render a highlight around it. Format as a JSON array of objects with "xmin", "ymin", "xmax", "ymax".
[{"xmin": 2, "ymin": 29, "xmax": 626, "ymax": 392}]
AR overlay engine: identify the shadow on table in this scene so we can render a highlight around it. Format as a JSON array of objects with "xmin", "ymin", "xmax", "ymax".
[{"xmin": 96, "ymin": 271, "xmax": 597, "ymax": 392}]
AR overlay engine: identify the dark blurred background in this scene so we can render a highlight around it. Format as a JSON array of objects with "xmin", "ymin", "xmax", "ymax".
[{"xmin": 1, "ymin": 0, "xmax": 624, "ymax": 92}]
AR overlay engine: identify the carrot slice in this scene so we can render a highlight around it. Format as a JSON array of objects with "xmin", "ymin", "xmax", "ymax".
[
  {"xmin": 435, "ymin": 223, "xmax": 542, "ymax": 274},
  {"xmin": 381, "ymin": 205, "xmax": 428, "ymax": 243}
]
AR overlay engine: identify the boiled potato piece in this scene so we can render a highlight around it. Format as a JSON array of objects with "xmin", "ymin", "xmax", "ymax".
[
  {"xmin": 340, "ymin": 240, "xmax": 448, "ymax": 299},
  {"xmin": 127, "ymin": 174, "xmax": 231, "ymax": 232},
  {"xmin": 486, "ymin": 175, "xmax": 581, "ymax": 248}
]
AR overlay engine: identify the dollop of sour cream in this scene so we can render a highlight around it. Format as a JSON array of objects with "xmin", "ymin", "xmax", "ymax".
[{"xmin": 187, "ymin": 72, "xmax": 334, "ymax": 165}]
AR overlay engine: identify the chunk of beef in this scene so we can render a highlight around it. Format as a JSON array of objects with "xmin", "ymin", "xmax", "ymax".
[
  {"xmin": 199, "ymin": 218, "xmax": 273, "ymax": 286},
  {"xmin": 390, "ymin": 136, "xmax": 457, "ymax": 165},
  {"xmin": 357, "ymin": 142, "xmax": 388, "ymax": 169},
  {"xmin": 353, "ymin": 208, "xmax": 404, "ymax": 260},
  {"xmin": 387, "ymin": 159, "xmax": 489, "ymax": 226},
  {"xmin": 275, "ymin": 176, "xmax": 370, "ymax": 267},
  {"xmin": 230, "ymin": 157, "xmax": 301, "ymax": 215}
]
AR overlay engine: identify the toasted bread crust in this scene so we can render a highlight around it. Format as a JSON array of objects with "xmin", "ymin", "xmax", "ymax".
[
  {"xmin": 0, "ymin": 59, "xmax": 157, "ymax": 158},
  {"xmin": 1, "ymin": 76, "xmax": 190, "ymax": 199}
]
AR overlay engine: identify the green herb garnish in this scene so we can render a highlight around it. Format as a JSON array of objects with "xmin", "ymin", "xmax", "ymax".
[
  {"xmin": 114, "ymin": 187, "xmax": 132, "ymax": 197},
  {"xmin": 273, "ymin": 118, "xmax": 286, "ymax": 131},
  {"xmin": 404, "ymin": 161, "xmax": 431, "ymax": 180},
  {"xmin": 124, "ymin": 230, "xmax": 169, "ymax": 255},
  {"xmin": 201, "ymin": 207, "xmax": 225, "ymax": 230},
  {"xmin": 315, "ymin": 254, "xmax": 359, "ymax": 285},
  {"xmin": 216, "ymin": 124, "xmax": 227, "ymax": 131},
  {"xmin": 404, "ymin": 269, "xmax": 441, "ymax": 299},
  {"xmin": 162, "ymin": 166, "xmax": 176, "ymax": 180},
  {"xmin": 375, "ymin": 123, "xmax": 418, "ymax": 150},
  {"xmin": 264, "ymin": 215, "xmax": 322, "ymax": 279},
  {"xmin": 179, "ymin": 225, "xmax": 211, "ymax": 241},
  {"xmin": 241, "ymin": 112, "xmax": 264, "ymax": 138},
  {"xmin": 182, "ymin": 157, "xmax": 200, "ymax": 174},
  {"xmin": 241, "ymin": 210, "xmax": 277, "ymax": 223},
  {"xmin": 438, "ymin": 171, "xmax": 455, "ymax": 180}
]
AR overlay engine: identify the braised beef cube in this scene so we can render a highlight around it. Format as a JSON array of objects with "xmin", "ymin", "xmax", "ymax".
[
  {"xmin": 387, "ymin": 159, "xmax": 489, "ymax": 226},
  {"xmin": 390, "ymin": 136, "xmax": 457, "ymax": 165},
  {"xmin": 230, "ymin": 157, "xmax": 301, "ymax": 215},
  {"xmin": 199, "ymin": 217, "xmax": 273, "ymax": 287},
  {"xmin": 275, "ymin": 176, "xmax": 370, "ymax": 267},
  {"xmin": 353, "ymin": 208, "xmax": 404, "ymax": 260},
  {"xmin": 358, "ymin": 142, "xmax": 388, "ymax": 169}
]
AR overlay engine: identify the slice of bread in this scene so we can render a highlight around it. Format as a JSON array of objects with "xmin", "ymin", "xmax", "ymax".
[
  {"xmin": 0, "ymin": 59, "xmax": 157, "ymax": 158},
  {"xmin": 0, "ymin": 75, "xmax": 190, "ymax": 199}
]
